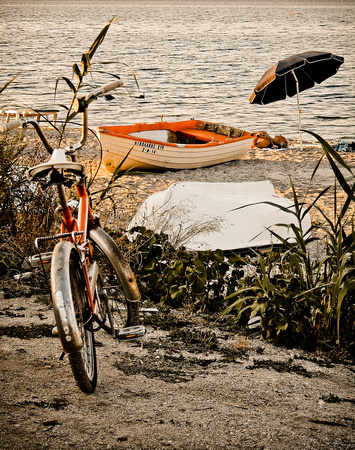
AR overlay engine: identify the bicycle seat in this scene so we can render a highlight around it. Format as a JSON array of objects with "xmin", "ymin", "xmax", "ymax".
[{"xmin": 27, "ymin": 148, "xmax": 85, "ymax": 181}]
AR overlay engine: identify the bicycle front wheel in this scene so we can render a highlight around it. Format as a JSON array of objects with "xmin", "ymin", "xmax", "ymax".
[
  {"xmin": 89, "ymin": 226, "xmax": 140, "ymax": 335},
  {"xmin": 51, "ymin": 241, "xmax": 97, "ymax": 394}
]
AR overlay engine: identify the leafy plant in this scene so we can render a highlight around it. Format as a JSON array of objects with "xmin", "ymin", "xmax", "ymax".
[
  {"xmin": 0, "ymin": 75, "xmax": 18, "ymax": 95},
  {"xmin": 121, "ymin": 227, "xmax": 247, "ymax": 312},
  {"xmin": 52, "ymin": 18, "xmax": 143, "ymax": 204},
  {"xmin": 88, "ymin": 146, "xmax": 136, "ymax": 208},
  {"xmin": 0, "ymin": 19, "xmax": 123, "ymax": 275},
  {"xmin": 55, "ymin": 17, "xmax": 119, "ymax": 130}
]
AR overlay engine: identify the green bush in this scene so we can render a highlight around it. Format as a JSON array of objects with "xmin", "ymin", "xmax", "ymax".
[
  {"xmin": 119, "ymin": 132, "xmax": 354, "ymax": 359},
  {"xmin": 121, "ymin": 227, "xmax": 247, "ymax": 312}
]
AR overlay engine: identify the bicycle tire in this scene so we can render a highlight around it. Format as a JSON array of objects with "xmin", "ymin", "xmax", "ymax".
[
  {"xmin": 89, "ymin": 226, "xmax": 140, "ymax": 335},
  {"xmin": 51, "ymin": 241, "xmax": 97, "ymax": 393}
]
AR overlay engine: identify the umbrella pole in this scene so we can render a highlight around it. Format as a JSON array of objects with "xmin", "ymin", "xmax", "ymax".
[{"xmin": 292, "ymin": 70, "xmax": 303, "ymax": 150}]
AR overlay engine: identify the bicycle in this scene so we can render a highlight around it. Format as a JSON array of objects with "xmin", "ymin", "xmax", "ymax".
[{"xmin": 0, "ymin": 79, "xmax": 145, "ymax": 393}]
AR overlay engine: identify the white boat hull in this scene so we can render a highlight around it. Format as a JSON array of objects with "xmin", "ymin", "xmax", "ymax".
[{"xmin": 128, "ymin": 181, "xmax": 312, "ymax": 252}]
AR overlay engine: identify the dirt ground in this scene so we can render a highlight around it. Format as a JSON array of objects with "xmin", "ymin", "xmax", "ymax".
[
  {"xmin": 0, "ymin": 295, "xmax": 354, "ymax": 449},
  {"xmin": 1, "ymin": 136, "xmax": 355, "ymax": 449}
]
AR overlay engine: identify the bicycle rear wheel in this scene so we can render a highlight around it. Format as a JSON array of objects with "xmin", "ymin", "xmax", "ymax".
[
  {"xmin": 51, "ymin": 241, "xmax": 97, "ymax": 394},
  {"xmin": 92, "ymin": 269, "xmax": 115, "ymax": 334},
  {"xmin": 89, "ymin": 226, "xmax": 140, "ymax": 336}
]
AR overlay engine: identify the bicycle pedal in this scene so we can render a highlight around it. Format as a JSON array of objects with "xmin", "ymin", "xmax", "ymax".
[
  {"xmin": 29, "ymin": 252, "xmax": 52, "ymax": 268},
  {"xmin": 116, "ymin": 326, "xmax": 146, "ymax": 340}
]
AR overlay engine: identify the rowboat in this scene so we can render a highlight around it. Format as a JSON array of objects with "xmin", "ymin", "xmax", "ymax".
[
  {"xmin": 96, "ymin": 119, "xmax": 255, "ymax": 172},
  {"xmin": 128, "ymin": 181, "xmax": 312, "ymax": 252}
]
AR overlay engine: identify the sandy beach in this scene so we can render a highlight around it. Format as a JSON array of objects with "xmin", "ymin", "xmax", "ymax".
[
  {"xmin": 87, "ymin": 138, "xmax": 355, "ymax": 234},
  {"xmin": 2, "ymin": 0, "xmax": 354, "ymax": 445}
]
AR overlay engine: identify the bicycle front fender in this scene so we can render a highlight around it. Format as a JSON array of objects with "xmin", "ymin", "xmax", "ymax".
[
  {"xmin": 88, "ymin": 225, "xmax": 141, "ymax": 302},
  {"xmin": 51, "ymin": 241, "xmax": 83, "ymax": 353}
]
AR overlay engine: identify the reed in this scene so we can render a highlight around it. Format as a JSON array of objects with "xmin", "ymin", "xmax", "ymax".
[
  {"xmin": 55, "ymin": 18, "xmax": 118, "ymax": 132},
  {"xmin": 0, "ymin": 20, "xmax": 120, "ymax": 282},
  {"xmin": 221, "ymin": 131, "xmax": 354, "ymax": 358}
]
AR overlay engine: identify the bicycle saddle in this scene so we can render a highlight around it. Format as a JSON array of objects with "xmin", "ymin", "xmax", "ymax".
[{"xmin": 27, "ymin": 148, "xmax": 85, "ymax": 181}]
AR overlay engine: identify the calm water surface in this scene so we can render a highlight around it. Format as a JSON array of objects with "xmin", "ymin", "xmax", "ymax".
[{"xmin": 1, "ymin": 0, "xmax": 354, "ymax": 141}]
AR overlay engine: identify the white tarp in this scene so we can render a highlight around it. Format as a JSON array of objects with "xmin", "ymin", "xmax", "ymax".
[{"xmin": 128, "ymin": 181, "xmax": 311, "ymax": 252}]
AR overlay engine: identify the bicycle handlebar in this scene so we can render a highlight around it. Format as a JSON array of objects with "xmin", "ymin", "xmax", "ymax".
[
  {"xmin": 86, "ymin": 79, "xmax": 124, "ymax": 102},
  {"xmin": 0, "ymin": 119, "xmax": 25, "ymax": 133},
  {"xmin": 0, "ymin": 78, "xmax": 124, "ymax": 134},
  {"xmin": 0, "ymin": 78, "xmax": 124, "ymax": 159}
]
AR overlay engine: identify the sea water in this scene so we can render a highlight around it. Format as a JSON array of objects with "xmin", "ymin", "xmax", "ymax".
[{"xmin": 0, "ymin": 0, "xmax": 354, "ymax": 141}]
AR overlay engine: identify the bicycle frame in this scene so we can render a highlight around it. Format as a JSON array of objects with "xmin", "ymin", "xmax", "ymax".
[
  {"xmin": 58, "ymin": 180, "xmax": 97, "ymax": 314},
  {"xmin": 26, "ymin": 108, "xmax": 99, "ymax": 318},
  {"xmin": 1, "ymin": 79, "xmax": 144, "ymax": 392}
]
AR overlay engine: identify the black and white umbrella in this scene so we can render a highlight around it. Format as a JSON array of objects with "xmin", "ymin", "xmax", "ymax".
[{"xmin": 249, "ymin": 51, "xmax": 344, "ymax": 148}]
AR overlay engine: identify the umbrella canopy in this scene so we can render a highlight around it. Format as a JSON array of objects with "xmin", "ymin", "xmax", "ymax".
[
  {"xmin": 249, "ymin": 51, "xmax": 344, "ymax": 148},
  {"xmin": 250, "ymin": 51, "xmax": 344, "ymax": 105}
]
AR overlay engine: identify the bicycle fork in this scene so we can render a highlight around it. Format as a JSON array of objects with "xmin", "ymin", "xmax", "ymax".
[{"xmin": 57, "ymin": 183, "xmax": 97, "ymax": 312}]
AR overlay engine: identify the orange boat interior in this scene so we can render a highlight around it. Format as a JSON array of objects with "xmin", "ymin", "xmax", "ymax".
[{"xmin": 98, "ymin": 120, "xmax": 255, "ymax": 146}]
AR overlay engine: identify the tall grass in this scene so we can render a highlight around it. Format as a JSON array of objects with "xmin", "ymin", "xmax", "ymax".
[
  {"xmin": 115, "ymin": 131, "xmax": 354, "ymax": 359},
  {"xmin": 55, "ymin": 17, "xmax": 119, "ymax": 139},
  {"xmin": 0, "ymin": 133, "xmax": 58, "ymax": 275}
]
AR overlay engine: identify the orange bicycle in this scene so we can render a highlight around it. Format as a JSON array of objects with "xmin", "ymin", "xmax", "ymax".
[{"xmin": 0, "ymin": 80, "xmax": 145, "ymax": 393}]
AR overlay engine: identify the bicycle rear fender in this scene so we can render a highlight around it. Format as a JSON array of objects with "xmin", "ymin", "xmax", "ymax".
[
  {"xmin": 51, "ymin": 241, "xmax": 83, "ymax": 353},
  {"xmin": 88, "ymin": 225, "xmax": 141, "ymax": 302}
]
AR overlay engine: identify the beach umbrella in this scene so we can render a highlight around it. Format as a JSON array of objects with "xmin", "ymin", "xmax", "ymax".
[{"xmin": 249, "ymin": 51, "xmax": 344, "ymax": 149}]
